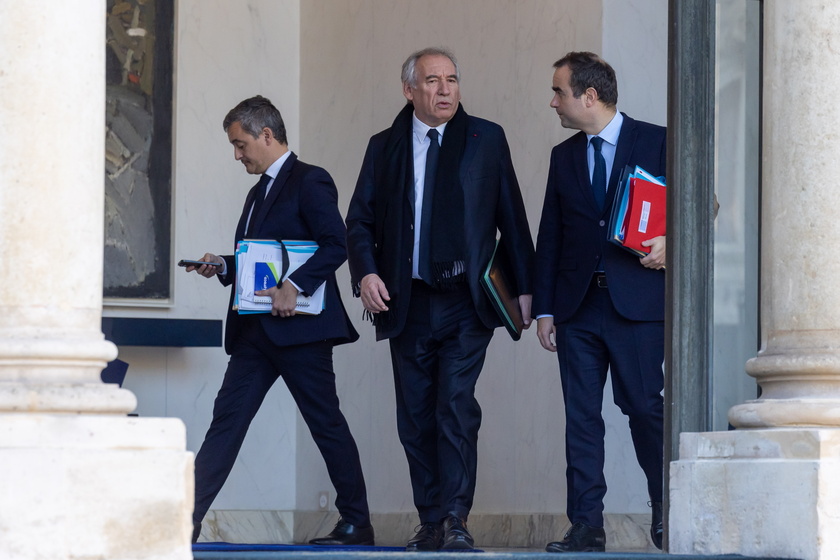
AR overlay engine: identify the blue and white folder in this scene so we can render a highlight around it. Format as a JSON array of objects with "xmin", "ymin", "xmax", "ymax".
[{"xmin": 234, "ymin": 239, "xmax": 326, "ymax": 315}]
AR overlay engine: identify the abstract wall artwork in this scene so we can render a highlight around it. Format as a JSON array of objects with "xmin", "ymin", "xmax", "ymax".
[{"xmin": 104, "ymin": 0, "xmax": 173, "ymax": 300}]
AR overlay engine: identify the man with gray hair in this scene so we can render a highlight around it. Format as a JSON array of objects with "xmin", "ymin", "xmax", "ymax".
[{"xmin": 346, "ymin": 48, "xmax": 535, "ymax": 551}]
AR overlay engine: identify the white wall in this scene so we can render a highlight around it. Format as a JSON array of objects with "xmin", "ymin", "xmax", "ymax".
[
  {"xmin": 106, "ymin": 0, "xmax": 668, "ymax": 521},
  {"xmin": 603, "ymin": 0, "xmax": 669, "ymax": 126}
]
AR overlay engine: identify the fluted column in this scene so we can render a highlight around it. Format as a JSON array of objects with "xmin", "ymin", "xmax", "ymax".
[
  {"xmin": 0, "ymin": 2, "xmax": 191, "ymax": 558},
  {"xmin": 671, "ymin": 3, "xmax": 840, "ymax": 559},
  {"xmin": 0, "ymin": 1, "xmax": 135, "ymax": 413},
  {"xmin": 729, "ymin": 0, "xmax": 840, "ymax": 428}
]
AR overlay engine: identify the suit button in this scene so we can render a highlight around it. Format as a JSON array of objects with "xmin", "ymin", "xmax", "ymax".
[
  {"xmin": 599, "ymin": 220, "xmax": 606, "ymax": 226},
  {"xmin": 410, "ymin": 224, "xmax": 414, "ymax": 230}
]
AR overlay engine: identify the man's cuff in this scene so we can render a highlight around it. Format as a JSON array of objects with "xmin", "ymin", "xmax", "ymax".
[{"xmin": 285, "ymin": 278, "xmax": 303, "ymax": 294}]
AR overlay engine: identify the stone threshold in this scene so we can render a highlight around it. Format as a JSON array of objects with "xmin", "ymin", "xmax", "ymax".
[{"xmin": 199, "ymin": 510, "xmax": 661, "ymax": 550}]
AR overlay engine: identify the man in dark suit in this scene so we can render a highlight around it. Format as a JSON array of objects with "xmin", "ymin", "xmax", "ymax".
[
  {"xmin": 533, "ymin": 52, "xmax": 666, "ymax": 553},
  {"xmin": 346, "ymin": 47, "xmax": 534, "ymax": 551},
  {"xmin": 186, "ymin": 96, "xmax": 373, "ymax": 546}
]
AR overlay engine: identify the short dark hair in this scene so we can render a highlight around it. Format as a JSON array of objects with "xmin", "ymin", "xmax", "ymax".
[
  {"xmin": 222, "ymin": 95, "xmax": 287, "ymax": 145},
  {"xmin": 401, "ymin": 47, "xmax": 460, "ymax": 88},
  {"xmin": 553, "ymin": 52, "xmax": 618, "ymax": 107}
]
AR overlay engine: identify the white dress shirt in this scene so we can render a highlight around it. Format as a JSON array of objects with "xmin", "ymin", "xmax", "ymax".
[{"xmin": 410, "ymin": 114, "xmax": 447, "ymax": 279}]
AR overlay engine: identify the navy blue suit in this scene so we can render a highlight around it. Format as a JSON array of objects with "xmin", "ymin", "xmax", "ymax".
[
  {"xmin": 347, "ymin": 113, "xmax": 534, "ymax": 523},
  {"xmin": 534, "ymin": 114, "xmax": 666, "ymax": 527},
  {"xmin": 193, "ymin": 153, "xmax": 369, "ymax": 534}
]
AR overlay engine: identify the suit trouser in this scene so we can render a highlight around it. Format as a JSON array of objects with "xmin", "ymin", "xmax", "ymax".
[
  {"xmin": 388, "ymin": 281, "xmax": 494, "ymax": 524},
  {"xmin": 193, "ymin": 317, "xmax": 370, "ymax": 532},
  {"xmin": 554, "ymin": 281, "xmax": 664, "ymax": 528}
]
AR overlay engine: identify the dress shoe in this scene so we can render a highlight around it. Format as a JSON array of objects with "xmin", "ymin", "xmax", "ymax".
[
  {"xmin": 309, "ymin": 518, "xmax": 375, "ymax": 545},
  {"xmin": 545, "ymin": 522, "xmax": 606, "ymax": 553},
  {"xmin": 405, "ymin": 522, "xmax": 443, "ymax": 551},
  {"xmin": 650, "ymin": 501, "xmax": 663, "ymax": 550},
  {"xmin": 441, "ymin": 515, "xmax": 474, "ymax": 550}
]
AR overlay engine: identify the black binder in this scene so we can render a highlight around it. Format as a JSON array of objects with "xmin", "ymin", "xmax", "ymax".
[{"xmin": 481, "ymin": 240, "xmax": 524, "ymax": 341}]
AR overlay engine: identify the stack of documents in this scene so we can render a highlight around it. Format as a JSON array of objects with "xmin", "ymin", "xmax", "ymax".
[
  {"xmin": 234, "ymin": 239, "xmax": 326, "ymax": 315},
  {"xmin": 607, "ymin": 166, "xmax": 666, "ymax": 257}
]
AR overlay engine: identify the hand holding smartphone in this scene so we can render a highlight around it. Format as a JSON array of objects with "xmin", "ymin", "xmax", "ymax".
[{"xmin": 178, "ymin": 259, "xmax": 222, "ymax": 268}]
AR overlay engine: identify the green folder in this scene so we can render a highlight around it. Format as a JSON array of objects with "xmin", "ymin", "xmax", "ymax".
[{"xmin": 481, "ymin": 240, "xmax": 524, "ymax": 341}]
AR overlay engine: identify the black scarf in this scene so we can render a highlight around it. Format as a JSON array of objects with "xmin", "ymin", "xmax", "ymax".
[
  {"xmin": 367, "ymin": 103, "xmax": 468, "ymax": 327},
  {"xmin": 378, "ymin": 103, "xmax": 467, "ymax": 278}
]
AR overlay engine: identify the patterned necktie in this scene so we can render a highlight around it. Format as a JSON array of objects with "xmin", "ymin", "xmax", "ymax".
[
  {"xmin": 247, "ymin": 173, "xmax": 271, "ymax": 237},
  {"xmin": 590, "ymin": 136, "xmax": 606, "ymax": 210},
  {"xmin": 419, "ymin": 128, "xmax": 440, "ymax": 282}
]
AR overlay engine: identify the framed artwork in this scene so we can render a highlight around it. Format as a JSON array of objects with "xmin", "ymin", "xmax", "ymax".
[{"xmin": 104, "ymin": 0, "xmax": 174, "ymax": 302}]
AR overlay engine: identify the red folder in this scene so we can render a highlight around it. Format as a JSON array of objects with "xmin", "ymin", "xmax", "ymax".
[{"xmin": 622, "ymin": 177, "xmax": 666, "ymax": 254}]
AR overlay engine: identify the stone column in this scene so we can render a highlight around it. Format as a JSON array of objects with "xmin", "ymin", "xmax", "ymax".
[
  {"xmin": 670, "ymin": 2, "xmax": 840, "ymax": 559},
  {"xmin": 0, "ymin": 2, "xmax": 192, "ymax": 559}
]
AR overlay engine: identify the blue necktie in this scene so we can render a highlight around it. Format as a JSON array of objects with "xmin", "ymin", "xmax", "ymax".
[
  {"xmin": 247, "ymin": 173, "xmax": 271, "ymax": 237},
  {"xmin": 590, "ymin": 136, "xmax": 606, "ymax": 211},
  {"xmin": 419, "ymin": 129, "xmax": 440, "ymax": 282}
]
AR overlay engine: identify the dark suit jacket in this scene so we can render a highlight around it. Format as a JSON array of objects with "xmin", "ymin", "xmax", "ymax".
[
  {"xmin": 219, "ymin": 152, "xmax": 359, "ymax": 354},
  {"xmin": 534, "ymin": 114, "xmax": 666, "ymax": 323},
  {"xmin": 346, "ymin": 114, "xmax": 535, "ymax": 340}
]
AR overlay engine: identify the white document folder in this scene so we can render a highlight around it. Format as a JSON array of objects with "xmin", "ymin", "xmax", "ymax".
[{"xmin": 234, "ymin": 239, "xmax": 326, "ymax": 315}]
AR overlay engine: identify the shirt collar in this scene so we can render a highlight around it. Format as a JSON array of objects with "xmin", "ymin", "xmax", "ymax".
[
  {"xmin": 264, "ymin": 150, "xmax": 292, "ymax": 180},
  {"xmin": 587, "ymin": 111, "xmax": 623, "ymax": 146},
  {"xmin": 412, "ymin": 112, "xmax": 448, "ymax": 143}
]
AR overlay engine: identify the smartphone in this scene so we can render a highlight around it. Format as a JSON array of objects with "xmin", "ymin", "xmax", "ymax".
[{"xmin": 178, "ymin": 259, "xmax": 221, "ymax": 268}]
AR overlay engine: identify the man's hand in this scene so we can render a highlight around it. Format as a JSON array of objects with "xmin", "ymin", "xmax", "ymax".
[
  {"xmin": 640, "ymin": 236, "xmax": 666, "ymax": 270},
  {"xmin": 518, "ymin": 294, "xmax": 533, "ymax": 329},
  {"xmin": 256, "ymin": 279, "xmax": 299, "ymax": 317},
  {"xmin": 537, "ymin": 316, "xmax": 556, "ymax": 352},
  {"xmin": 360, "ymin": 273, "xmax": 390, "ymax": 313},
  {"xmin": 186, "ymin": 253, "xmax": 224, "ymax": 278}
]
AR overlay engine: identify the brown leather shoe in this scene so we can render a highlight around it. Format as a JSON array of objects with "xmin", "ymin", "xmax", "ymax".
[{"xmin": 545, "ymin": 522, "xmax": 606, "ymax": 553}]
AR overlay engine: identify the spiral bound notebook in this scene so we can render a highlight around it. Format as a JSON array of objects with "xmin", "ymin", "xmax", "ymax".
[{"xmin": 234, "ymin": 239, "xmax": 325, "ymax": 315}]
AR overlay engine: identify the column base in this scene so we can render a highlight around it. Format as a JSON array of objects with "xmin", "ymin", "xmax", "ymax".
[
  {"xmin": 670, "ymin": 428, "xmax": 840, "ymax": 560},
  {"xmin": 0, "ymin": 382, "xmax": 137, "ymax": 414},
  {"xmin": 730, "ymin": 398, "xmax": 840, "ymax": 428},
  {"xmin": 0, "ymin": 414, "xmax": 193, "ymax": 560}
]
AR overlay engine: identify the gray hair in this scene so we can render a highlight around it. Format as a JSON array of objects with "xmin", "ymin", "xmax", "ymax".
[{"xmin": 401, "ymin": 47, "xmax": 460, "ymax": 88}]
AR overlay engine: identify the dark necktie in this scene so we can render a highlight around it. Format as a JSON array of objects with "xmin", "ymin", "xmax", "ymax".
[
  {"xmin": 419, "ymin": 128, "xmax": 440, "ymax": 282},
  {"xmin": 590, "ymin": 136, "xmax": 606, "ymax": 211},
  {"xmin": 246, "ymin": 173, "xmax": 271, "ymax": 237}
]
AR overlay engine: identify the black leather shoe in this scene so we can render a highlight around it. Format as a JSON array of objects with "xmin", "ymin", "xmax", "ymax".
[
  {"xmin": 545, "ymin": 522, "xmax": 606, "ymax": 553},
  {"xmin": 650, "ymin": 501, "xmax": 663, "ymax": 550},
  {"xmin": 309, "ymin": 518, "xmax": 375, "ymax": 545},
  {"xmin": 406, "ymin": 522, "xmax": 443, "ymax": 551},
  {"xmin": 441, "ymin": 515, "xmax": 474, "ymax": 550}
]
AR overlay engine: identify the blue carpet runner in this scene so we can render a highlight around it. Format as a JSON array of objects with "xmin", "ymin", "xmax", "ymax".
[{"xmin": 193, "ymin": 543, "xmax": 408, "ymax": 553}]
